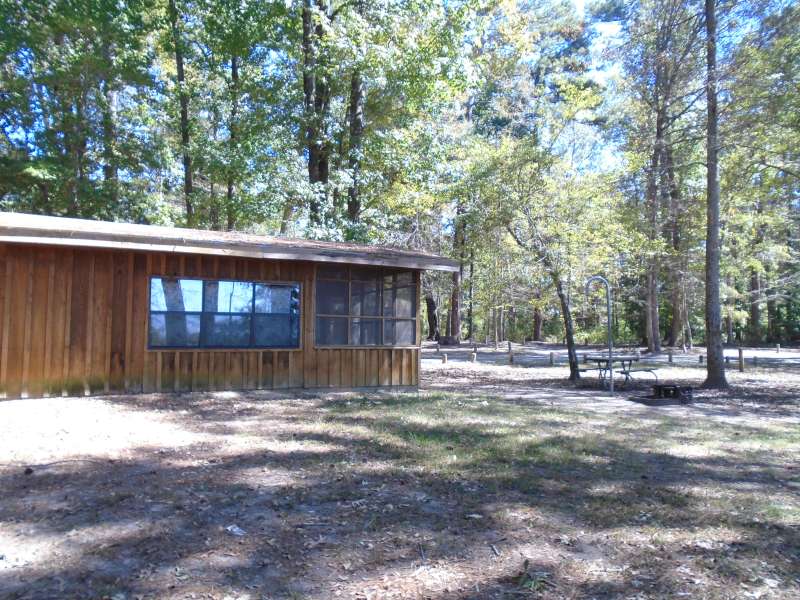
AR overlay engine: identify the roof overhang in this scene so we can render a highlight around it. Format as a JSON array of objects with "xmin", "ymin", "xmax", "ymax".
[{"xmin": 0, "ymin": 212, "xmax": 460, "ymax": 272}]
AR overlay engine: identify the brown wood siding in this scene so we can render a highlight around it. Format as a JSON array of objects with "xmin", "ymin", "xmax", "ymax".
[{"xmin": 0, "ymin": 243, "xmax": 420, "ymax": 399}]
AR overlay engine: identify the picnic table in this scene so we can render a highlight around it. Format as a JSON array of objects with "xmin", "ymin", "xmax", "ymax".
[{"xmin": 582, "ymin": 353, "xmax": 658, "ymax": 387}]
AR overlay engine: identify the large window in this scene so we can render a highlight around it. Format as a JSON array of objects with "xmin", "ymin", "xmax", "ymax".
[
  {"xmin": 149, "ymin": 277, "xmax": 300, "ymax": 349},
  {"xmin": 316, "ymin": 266, "xmax": 417, "ymax": 347}
]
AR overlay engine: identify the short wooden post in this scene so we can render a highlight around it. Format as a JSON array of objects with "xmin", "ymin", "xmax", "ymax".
[
  {"xmin": 668, "ymin": 350, "xmax": 673, "ymax": 364},
  {"xmin": 738, "ymin": 348, "xmax": 744, "ymax": 372},
  {"xmin": 582, "ymin": 353, "xmax": 588, "ymax": 364},
  {"xmin": 508, "ymin": 351, "xmax": 514, "ymax": 365},
  {"xmin": 507, "ymin": 340, "xmax": 512, "ymax": 352},
  {"xmin": 725, "ymin": 355, "xmax": 730, "ymax": 365},
  {"xmin": 549, "ymin": 352, "xmax": 555, "ymax": 366},
  {"xmin": 441, "ymin": 353, "xmax": 448, "ymax": 364},
  {"xmin": 776, "ymin": 343, "xmax": 781, "ymax": 354},
  {"xmin": 473, "ymin": 344, "xmax": 478, "ymax": 354},
  {"xmin": 699, "ymin": 354, "xmax": 704, "ymax": 364},
  {"xmin": 470, "ymin": 352, "xmax": 477, "ymax": 363},
  {"xmin": 436, "ymin": 343, "xmax": 440, "ymax": 353},
  {"xmin": 753, "ymin": 355, "xmax": 759, "ymax": 368}
]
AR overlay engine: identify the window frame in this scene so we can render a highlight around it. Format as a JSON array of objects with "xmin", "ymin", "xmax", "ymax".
[
  {"xmin": 314, "ymin": 265, "xmax": 419, "ymax": 349},
  {"xmin": 147, "ymin": 276, "xmax": 302, "ymax": 351}
]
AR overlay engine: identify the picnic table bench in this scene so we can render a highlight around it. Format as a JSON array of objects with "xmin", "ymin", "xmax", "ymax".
[
  {"xmin": 616, "ymin": 366, "xmax": 659, "ymax": 384},
  {"xmin": 583, "ymin": 353, "xmax": 660, "ymax": 388}
]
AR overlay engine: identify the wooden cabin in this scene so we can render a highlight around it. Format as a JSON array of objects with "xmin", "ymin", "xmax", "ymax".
[{"xmin": 0, "ymin": 213, "xmax": 457, "ymax": 399}]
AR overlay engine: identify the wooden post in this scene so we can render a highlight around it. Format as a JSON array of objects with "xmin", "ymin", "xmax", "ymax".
[
  {"xmin": 753, "ymin": 355, "xmax": 759, "ymax": 368},
  {"xmin": 470, "ymin": 352, "xmax": 477, "ymax": 363},
  {"xmin": 473, "ymin": 344, "xmax": 477, "ymax": 354},
  {"xmin": 549, "ymin": 352, "xmax": 555, "ymax": 366},
  {"xmin": 668, "ymin": 350, "xmax": 673, "ymax": 364},
  {"xmin": 508, "ymin": 351, "xmax": 514, "ymax": 365},
  {"xmin": 441, "ymin": 353, "xmax": 447, "ymax": 364},
  {"xmin": 582, "ymin": 353, "xmax": 587, "ymax": 364},
  {"xmin": 776, "ymin": 343, "xmax": 780, "ymax": 354},
  {"xmin": 436, "ymin": 343, "xmax": 440, "ymax": 353},
  {"xmin": 725, "ymin": 355, "xmax": 730, "ymax": 365},
  {"xmin": 738, "ymin": 347, "xmax": 744, "ymax": 372},
  {"xmin": 699, "ymin": 354, "xmax": 704, "ymax": 364}
]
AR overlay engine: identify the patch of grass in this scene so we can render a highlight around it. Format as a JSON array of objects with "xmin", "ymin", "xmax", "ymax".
[{"xmin": 320, "ymin": 388, "xmax": 800, "ymax": 596}]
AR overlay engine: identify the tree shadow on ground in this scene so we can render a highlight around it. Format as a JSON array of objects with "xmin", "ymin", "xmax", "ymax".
[{"xmin": 1, "ymin": 389, "xmax": 797, "ymax": 599}]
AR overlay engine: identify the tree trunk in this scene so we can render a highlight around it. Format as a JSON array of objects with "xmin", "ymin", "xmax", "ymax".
[
  {"xmin": 645, "ymin": 109, "xmax": 665, "ymax": 353},
  {"xmin": 100, "ymin": 43, "xmax": 118, "ymax": 210},
  {"xmin": 669, "ymin": 292, "xmax": 682, "ymax": 347},
  {"xmin": 703, "ymin": 0, "xmax": 727, "ymax": 388},
  {"xmin": 663, "ymin": 143, "xmax": 683, "ymax": 347},
  {"xmin": 346, "ymin": 67, "xmax": 365, "ymax": 223},
  {"xmin": 725, "ymin": 313, "xmax": 734, "ymax": 344},
  {"xmin": 302, "ymin": 0, "xmax": 332, "ymax": 226},
  {"xmin": 553, "ymin": 273, "xmax": 580, "ymax": 381},
  {"xmin": 449, "ymin": 271, "xmax": 461, "ymax": 342},
  {"xmin": 168, "ymin": 0, "xmax": 194, "ymax": 224},
  {"xmin": 767, "ymin": 291, "xmax": 777, "ymax": 342},
  {"xmin": 425, "ymin": 294, "xmax": 440, "ymax": 341},
  {"xmin": 302, "ymin": 0, "xmax": 320, "ymax": 223},
  {"xmin": 226, "ymin": 54, "xmax": 239, "ymax": 231},
  {"xmin": 466, "ymin": 256, "xmax": 474, "ymax": 340},
  {"xmin": 448, "ymin": 202, "xmax": 465, "ymax": 342},
  {"xmin": 533, "ymin": 305, "xmax": 543, "ymax": 341},
  {"xmin": 279, "ymin": 200, "xmax": 294, "ymax": 234}
]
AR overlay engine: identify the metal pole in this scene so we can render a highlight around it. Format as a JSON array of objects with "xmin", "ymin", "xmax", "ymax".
[{"xmin": 586, "ymin": 275, "xmax": 614, "ymax": 395}]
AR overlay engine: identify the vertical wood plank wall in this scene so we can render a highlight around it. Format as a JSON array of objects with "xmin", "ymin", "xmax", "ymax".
[{"xmin": 0, "ymin": 243, "xmax": 421, "ymax": 399}]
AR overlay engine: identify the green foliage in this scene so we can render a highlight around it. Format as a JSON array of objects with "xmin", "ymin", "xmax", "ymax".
[{"xmin": 1, "ymin": 0, "xmax": 798, "ymax": 345}]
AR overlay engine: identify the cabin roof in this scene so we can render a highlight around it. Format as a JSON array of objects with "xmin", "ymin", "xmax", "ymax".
[{"xmin": 0, "ymin": 212, "xmax": 459, "ymax": 272}]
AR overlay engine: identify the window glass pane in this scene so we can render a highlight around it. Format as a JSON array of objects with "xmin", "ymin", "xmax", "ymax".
[
  {"xmin": 149, "ymin": 313, "xmax": 201, "ymax": 347},
  {"xmin": 317, "ymin": 265, "xmax": 349, "ymax": 279},
  {"xmin": 350, "ymin": 278, "xmax": 380, "ymax": 316},
  {"xmin": 351, "ymin": 318, "xmax": 381, "ymax": 346},
  {"xmin": 150, "ymin": 278, "xmax": 202, "ymax": 311},
  {"xmin": 316, "ymin": 317, "xmax": 348, "ymax": 345},
  {"xmin": 254, "ymin": 314, "xmax": 298, "ymax": 347},
  {"xmin": 255, "ymin": 284, "xmax": 299, "ymax": 314},
  {"xmin": 204, "ymin": 281, "xmax": 252, "ymax": 313},
  {"xmin": 383, "ymin": 319, "xmax": 415, "ymax": 346},
  {"xmin": 201, "ymin": 314, "xmax": 251, "ymax": 347},
  {"xmin": 316, "ymin": 280, "xmax": 348, "ymax": 315}
]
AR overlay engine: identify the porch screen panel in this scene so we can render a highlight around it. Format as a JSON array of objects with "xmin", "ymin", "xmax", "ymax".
[{"xmin": 315, "ymin": 266, "xmax": 417, "ymax": 347}]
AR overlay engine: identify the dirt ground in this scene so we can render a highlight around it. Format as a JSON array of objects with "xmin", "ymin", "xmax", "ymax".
[{"xmin": 1, "ymin": 351, "xmax": 798, "ymax": 599}]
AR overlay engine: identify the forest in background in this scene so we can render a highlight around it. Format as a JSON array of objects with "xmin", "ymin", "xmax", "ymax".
[{"xmin": 1, "ymin": 0, "xmax": 798, "ymax": 376}]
